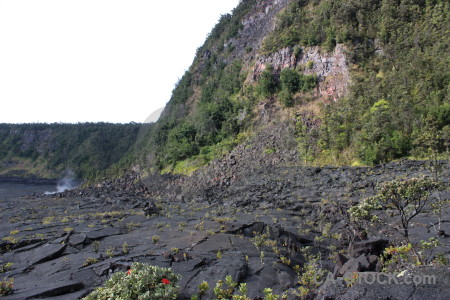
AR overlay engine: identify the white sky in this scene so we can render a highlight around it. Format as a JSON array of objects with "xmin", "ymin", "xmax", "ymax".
[{"xmin": 0, "ymin": 0, "xmax": 240, "ymax": 123}]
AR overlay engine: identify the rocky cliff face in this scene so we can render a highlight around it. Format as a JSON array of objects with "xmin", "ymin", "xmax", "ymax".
[
  {"xmin": 224, "ymin": 0, "xmax": 290, "ymax": 64},
  {"xmin": 146, "ymin": 0, "xmax": 449, "ymax": 174},
  {"xmin": 252, "ymin": 44, "xmax": 350, "ymax": 101}
]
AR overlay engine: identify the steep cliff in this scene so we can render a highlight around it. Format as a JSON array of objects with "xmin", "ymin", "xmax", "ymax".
[{"xmin": 132, "ymin": 0, "xmax": 449, "ymax": 176}]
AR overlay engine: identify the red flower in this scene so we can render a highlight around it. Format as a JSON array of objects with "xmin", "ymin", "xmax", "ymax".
[
  {"xmin": 161, "ymin": 278, "xmax": 170, "ymax": 284},
  {"xmin": 127, "ymin": 269, "xmax": 132, "ymax": 275}
]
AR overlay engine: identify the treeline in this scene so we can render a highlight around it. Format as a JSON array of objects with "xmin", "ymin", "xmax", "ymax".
[
  {"xmin": 0, "ymin": 123, "xmax": 141, "ymax": 178},
  {"xmin": 264, "ymin": 0, "xmax": 449, "ymax": 165}
]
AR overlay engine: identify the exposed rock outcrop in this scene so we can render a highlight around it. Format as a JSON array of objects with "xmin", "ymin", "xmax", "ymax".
[{"xmin": 252, "ymin": 44, "xmax": 350, "ymax": 102}]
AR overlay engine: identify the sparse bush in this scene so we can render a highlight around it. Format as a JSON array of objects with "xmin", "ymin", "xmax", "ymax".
[
  {"xmin": 210, "ymin": 275, "xmax": 286, "ymax": 300},
  {"xmin": 297, "ymin": 247, "xmax": 326, "ymax": 299},
  {"xmin": 83, "ymin": 257, "xmax": 99, "ymax": 267},
  {"xmin": 63, "ymin": 227, "xmax": 74, "ymax": 233},
  {"xmin": 106, "ymin": 247, "xmax": 115, "ymax": 258},
  {"xmin": 198, "ymin": 281, "xmax": 209, "ymax": 296},
  {"xmin": 122, "ymin": 242, "xmax": 129, "ymax": 254},
  {"xmin": 0, "ymin": 263, "xmax": 13, "ymax": 273},
  {"xmin": 152, "ymin": 235, "xmax": 160, "ymax": 244},
  {"xmin": 92, "ymin": 240, "xmax": 100, "ymax": 253},
  {"xmin": 299, "ymin": 74, "xmax": 318, "ymax": 92},
  {"xmin": 350, "ymin": 176, "xmax": 442, "ymax": 264},
  {"xmin": 213, "ymin": 276, "xmax": 238, "ymax": 299}
]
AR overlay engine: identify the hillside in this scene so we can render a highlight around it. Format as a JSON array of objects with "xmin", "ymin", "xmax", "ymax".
[
  {"xmin": 130, "ymin": 0, "xmax": 448, "ymax": 175},
  {"xmin": 0, "ymin": 123, "xmax": 141, "ymax": 179}
]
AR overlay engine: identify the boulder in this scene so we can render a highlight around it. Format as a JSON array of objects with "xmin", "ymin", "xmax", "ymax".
[
  {"xmin": 349, "ymin": 238, "xmax": 388, "ymax": 258},
  {"xmin": 143, "ymin": 201, "xmax": 160, "ymax": 216},
  {"xmin": 339, "ymin": 254, "xmax": 370, "ymax": 279},
  {"xmin": 68, "ymin": 233, "xmax": 87, "ymax": 248},
  {"xmin": 333, "ymin": 253, "xmax": 349, "ymax": 277}
]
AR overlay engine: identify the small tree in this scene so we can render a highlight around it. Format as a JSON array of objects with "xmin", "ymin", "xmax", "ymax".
[
  {"xmin": 279, "ymin": 89, "xmax": 294, "ymax": 107},
  {"xmin": 280, "ymin": 68, "xmax": 300, "ymax": 94},
  {"xmin": 257, "ymin": 65, "xmax": 278, "ymax": 97},
  {"xmin": 350, "ymin": 176, "xmax": 442, "ymax": 264}
]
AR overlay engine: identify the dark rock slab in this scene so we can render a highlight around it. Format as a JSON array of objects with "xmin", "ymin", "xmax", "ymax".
[
  {"xmin": 171, "ymin": 258, "xmax": 204, "ymax": 274},
  {"xmin": 242, "ymin": 222, "xmax": 266, "ymax": 237},
  {"xmin": 367, "ymin": 255, "xmax": 380, "ymax": 272},
  {"xmin": 178, "ymin": 252, "xmax": 248, "ymax": 299},
  {"xmin": 190, "ymin": 234, "xmax": 233, "ymax": 253},
  {"xmin": 3, "ymin": 282, "xmax": 84, "ymax": 300},
  {"xmin": 85, "ymin": 227, "xmax": 127, "ymax": 241},
  {"xmin": 43, "ymin": 290, "xmax": 88, "ymax": 300},
  {"xmin": 315, "ymin": 277, "xmax": 348, "ymax": 300},
  {"xmin": 51, "ymin": 234, "xmax": 71, "ymax": 245},
  {"xmin": 13, "ymin": 240, "xmax": 47, "ymax": 253},
  {"xmin": 67, "ymin": 268, "xmax": 101, "ymax": 291},
  {"xmin": 68, "ymin": 233, "xmax": 87, "ymax": 247},
  {"xmin": 28, "ymin": 243, "xmax": 67, "ymax": 265},
  {"xmin": 245, "ymin": 264, "xmax": 297, "ymax": 299},
  {"xmin": 3, "ymin": 239, "xmax": 48, "ymax": 253},
  {"xmin": 333, "ymin": 253, "xmax": 349, "ymax": 277}
]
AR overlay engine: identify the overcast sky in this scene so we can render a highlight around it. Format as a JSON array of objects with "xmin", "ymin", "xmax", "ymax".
[{"xmin": 0, "ymin": 0, "xmax": 240, "ymax": 123}]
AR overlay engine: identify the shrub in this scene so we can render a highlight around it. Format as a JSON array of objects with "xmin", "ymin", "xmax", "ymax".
[
  {"xmin": 299, "ymin": 74, "xmax": 318, "ymax": 92},
  {"xmin": 83, "ymin": 257, "xmax": 99, "ymax": 267},
  {"xmin": 83, "ymin": 263, "xmax": 180, "ymax": 300},
  {"xmin": 0, "ymin": 263, "xmax": 13, "ymax": 273},
  {"xmin": 297, "ymin": 247, "xmax": 326, "ymax": 298},
  {"xmin": 280, "ymin": 68, "xmax": 300, "ymax": 94},
  {"xmin": 279, "ymin": 89, "xmax": 294, "ymax": 107},
  {"xmin": 152, "ymin": 235, "xmax": 160, "ymax": 244},
  {"xmin": 92, "ymin": 240, "xmax": 100, "ymax": 253},
  {"xmin": 0, "ymin": 278, "xmax": 14, "ymax": 296},
  {"xmin": 105, "ymin": 247, "xmax": 115, "ymax": 258},
  {"xmin": 257, "ymin": 65, "xmax": 278, "ymax": 97},
  {"xmin": 122, "ymin": 242, "xmax": 129, "ymax": 254}
]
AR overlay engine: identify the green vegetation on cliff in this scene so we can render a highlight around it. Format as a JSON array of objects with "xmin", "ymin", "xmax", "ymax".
[
  {"xmin": 0, "ymin": 123, "xmax": 141, "ymax": 179},
  {"xmin": 263, "ymin": 0, "xmax": 449, "ymax": 165},
  {"xmin": 135, "ymin": 0, "xmax": 448, "ymax": 173},
  {"xmin": 134, "ymin": 1, "xmax": 260, "ymax": 172}
]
